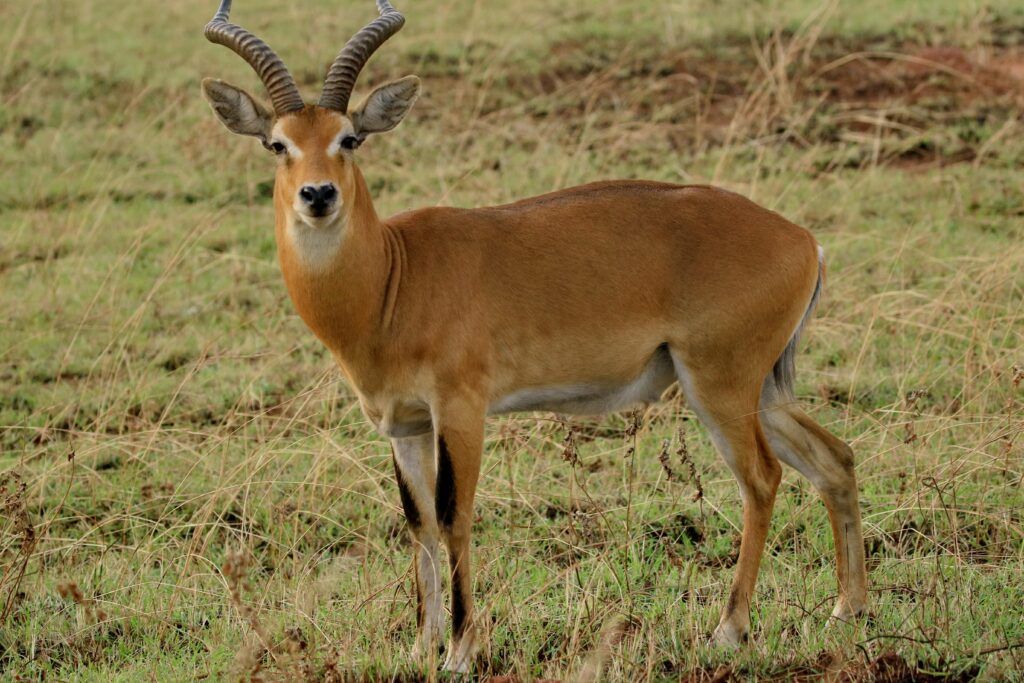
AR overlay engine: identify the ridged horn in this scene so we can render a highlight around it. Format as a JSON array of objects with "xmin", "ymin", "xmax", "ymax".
[
  {"xmin": 204, "ymin": 0, "xmax": 305, "ymax": 115},
  {"xmin": 319, "ymin": 0, "xmax": 406, "ymax": 113}
]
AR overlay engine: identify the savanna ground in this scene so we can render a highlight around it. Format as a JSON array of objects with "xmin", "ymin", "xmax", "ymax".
[{"xmin": 2, "ymin": 0, "xmax": 1023, "ymax": 680}]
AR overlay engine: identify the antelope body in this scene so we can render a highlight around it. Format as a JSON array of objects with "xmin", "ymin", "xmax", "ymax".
[{"xmin": 202, "ymin": 1, "xmax": 868, "ymax": 672}]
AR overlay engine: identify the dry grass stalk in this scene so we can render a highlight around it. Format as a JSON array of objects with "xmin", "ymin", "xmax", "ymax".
[{"xmin": 0, "ymin": 472, "xmax": 36, "ymax": 624}]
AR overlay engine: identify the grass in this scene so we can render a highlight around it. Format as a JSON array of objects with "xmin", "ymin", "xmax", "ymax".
[{"xmin": 2, "ymin": 0, "xmax": 1023, "ymax": 680}]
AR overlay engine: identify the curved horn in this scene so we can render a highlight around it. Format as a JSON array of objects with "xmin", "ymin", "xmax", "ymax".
[
  {"xmin": 319, "ymin": 1, "xmax": 406, "ymax": 113},
  {"xmin": 204, "ymin": 0, "xmax": 305, "ymax": 115}
]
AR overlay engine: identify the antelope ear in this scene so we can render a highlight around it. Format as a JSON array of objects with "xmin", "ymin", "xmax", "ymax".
[
  {"xmin": 202, "ymin": 78, "xmax": 275, "ymax": 148},
  {"xmin": 349, "ymin": 75, "xmax": 420, "ymax": 138}
]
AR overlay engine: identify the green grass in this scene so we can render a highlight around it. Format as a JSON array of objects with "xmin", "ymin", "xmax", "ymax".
[{"xmin": 2, "ymin": 0, "xmax": 1023, "ymax": 680}]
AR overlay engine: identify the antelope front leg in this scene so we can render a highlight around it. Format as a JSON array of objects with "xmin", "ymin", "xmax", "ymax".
[
  {"xmin": 433, "ymin": 397, "xmax": 485, "ymax": 673},
  {"xmin": 391, "ymin": 433, "xmax": 444, "ymax": 660}
]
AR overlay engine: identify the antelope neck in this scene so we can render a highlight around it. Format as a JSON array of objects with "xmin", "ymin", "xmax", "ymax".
[{"xmin": 274, "ymin": 167, "xmax": 394, "ymax": 358}]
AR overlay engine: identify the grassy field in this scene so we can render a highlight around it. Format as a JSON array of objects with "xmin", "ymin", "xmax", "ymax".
[{"xmin": 2, "ymin": 0, "xmax": 1023, "ymax": 680}]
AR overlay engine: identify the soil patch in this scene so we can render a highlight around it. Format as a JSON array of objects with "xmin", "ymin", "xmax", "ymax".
[{"xmin": 464, "ymin": 29, "xmax": 1024, "ymax": 170}]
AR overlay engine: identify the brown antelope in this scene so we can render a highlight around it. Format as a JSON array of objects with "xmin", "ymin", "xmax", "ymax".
[{"xmin": 202, "ymin": 0, "xmax": 868, "ymax": 672}]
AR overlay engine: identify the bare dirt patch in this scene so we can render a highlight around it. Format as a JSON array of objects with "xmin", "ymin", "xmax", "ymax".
[
  {"xmin": 471, "ymin": 29, "xmax": 1024, "ymax": 170},
  {"xmin": 819, "ymin": 45, "xmax": 1024, "ymax": 108}
]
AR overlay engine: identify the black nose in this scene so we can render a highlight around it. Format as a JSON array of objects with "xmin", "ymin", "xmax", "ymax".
[{"xmin": 298, "ymin": 183, "xmax": 338, "ymax": 216}]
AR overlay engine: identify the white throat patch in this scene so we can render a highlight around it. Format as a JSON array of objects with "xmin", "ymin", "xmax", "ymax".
[{"xmin": 285, "ymin": 212, "xmax": 347, "ymax": 272}]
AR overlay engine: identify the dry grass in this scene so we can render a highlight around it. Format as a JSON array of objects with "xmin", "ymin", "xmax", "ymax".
[{"xmin": 1, "ymin": 0, "xmax": 1023, "ymax": 680}]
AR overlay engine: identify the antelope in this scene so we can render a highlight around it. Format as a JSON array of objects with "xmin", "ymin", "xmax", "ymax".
[{"xmin": 201, "ymin": 0, "xmax": 868, "ymax": 672}]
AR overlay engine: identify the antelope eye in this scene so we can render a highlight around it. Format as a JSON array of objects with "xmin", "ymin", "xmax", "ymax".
[
  {"xmin": 340, "ymin": 135, "xmax": 360, "ymax": 151},
  {"xmin": 269, "ymin": 141, "xmax": 287, "ymax": 155}
]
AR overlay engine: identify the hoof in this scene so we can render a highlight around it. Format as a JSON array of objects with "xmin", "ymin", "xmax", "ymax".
[
  {"xmin": 441, "ymin": 652, "xmax": 472, "ymax": 674},
  {"xmin": 828, "ymin": 597, "xmax": 868, "ymax": 625},
  {"xmin": 441, "ymin": 630, "xmax": 478, "ymax": 674},
  {"xmin": 712, "ymin": 621, "xmax": 750, "ymax": 647}
]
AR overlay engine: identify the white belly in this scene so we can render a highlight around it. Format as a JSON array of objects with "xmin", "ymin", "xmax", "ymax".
[{"xmin": 488, "ymin": 344, "xmax": 676, "ymax": 416}]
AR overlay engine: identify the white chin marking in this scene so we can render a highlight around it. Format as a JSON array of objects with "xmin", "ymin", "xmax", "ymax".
[
  {"xmin": 297, "ymin": 210, "xmax": 341, "ymax": 230},
  {"xmin": 286, "ymin": 212, "xmax": 346, "ymax": 270}
]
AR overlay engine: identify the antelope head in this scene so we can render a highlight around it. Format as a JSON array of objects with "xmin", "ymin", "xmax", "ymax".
[{"xmin": 201, "ymin": 0, "xmax": 420, "ymax": 233}]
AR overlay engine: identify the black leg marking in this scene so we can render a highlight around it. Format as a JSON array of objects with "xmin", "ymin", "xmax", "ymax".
[
  {"xmin": 450, "ymin": 559, "xmax": 469, "ymax": 639},
  {"xmin": 435, "ymin": 436, "xmax": 457, "ymax": 529},
  {"xmin": 392, "ymin": 454, "xmax": 421, "ymax": 529},
  {"xmin": 725, "ymin": 589, "xmax": 740, "ymax": 618},
  {"xmin": 414, "ymin": 562, "xmax": 425, "ymax": 629}
]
